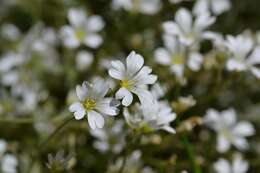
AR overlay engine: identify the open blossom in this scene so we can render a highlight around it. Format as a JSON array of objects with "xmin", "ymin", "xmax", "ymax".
[
  {"xmin": 214, "ymin": 154, "xmax": 248, "ymax": 173},
  {"xmin": 108, "ymin": 51, "xmax": 157, "ymax": 106},
  {"xmin": 60, "ymin": 8, "xmax": 104, "ymax": 49},
  {"xmin": 163, "ymin": 8, "xmax": 215, "ymax": 46},
  {"xmin": 124, "ymin": 101, "xmax": 176, "ymax": 134},
  {"xmin": 154, "ymin": 34, "xmax": 203, "ymax": 78},
  {"xmin": 193, "ymin": 0, "xmax": 231, "ymax": 16},
  {"xmin": 90, "ymin": 120, "xmax": 126, "ymax": 154},
  {"xmin": 1, "ymin": 154, "xmax": 18, "ymax": 173},
  {"xmin": 69, "ymin": 79, "xmax": 119, "ymax": 129},
  {"xmin": 204, "ymin": 108, "xmax": 255, "ymax": 153},
  {"xmin": 111, "ymin": 0, "xmax": 161, "ymax": 15},
  {"xmin": 225, "ymin": 35, "xmax": 260, "ymax": 78}
]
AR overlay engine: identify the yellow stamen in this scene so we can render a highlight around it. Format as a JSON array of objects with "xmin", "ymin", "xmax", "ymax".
[
  {"xmin": 120, "ymin": 79, "xmax": 130, "ymax": 89},
  {"xmin": 75, "ymin": 30, "xmax": 85, "ymax": 42},
  {"xmin": 171, "ymin": 54, "xmax": 184, "ymax": 65},
  {"xmin": 83, "ymin": 98, "xmax": 96, "ymax": 111}
]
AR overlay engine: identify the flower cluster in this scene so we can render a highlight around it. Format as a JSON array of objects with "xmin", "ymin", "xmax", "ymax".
[{"xmin": 0, "ymin": 0, "xmax": 260, "ymax": 172}]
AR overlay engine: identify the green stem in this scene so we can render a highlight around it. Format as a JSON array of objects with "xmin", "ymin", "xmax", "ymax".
[
  {"xmin": 182, "ymin": 136, "xmax": 202, "ymax": 173},
  {"xmin": 39, "ymin": 117, "xmax": 74, "ymax": 150}
]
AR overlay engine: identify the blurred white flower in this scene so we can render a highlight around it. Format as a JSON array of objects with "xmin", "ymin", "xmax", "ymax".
[
  {"xmin": 107, "ymin": 150, "xmax": 155, "ymax": 173},
  {"xmin": 1, "ymin": 154, "xmax": 18, "ymax": 173},
  {"xmin": 204, "ymin": 108, "xmax": 255, "ymax": 153},
  {"xmin": 0, "ymin": 52, "xmax": 24, "ymax": 73},
  {"xmin": 111, "ymin": 0, "xmax": 161, "ymax": 15},
  {"xmin": 1, "ymin": 23, "xmax": 21, "ymax": 41},
  {"xmin": 76, "ymin": 51, "xmax": 94, "ymax": 71},
  {"xmin": 69, "ymin": 79, "xmax": 119, "ymax": 129},
  {"xmin": 124, "ymin": 100, "xmax": 176, "ymax": 134},
  {"xmin": 154, "ymin": 35, "xmax": 203, "ymax": 78},
  {"xmin": 214, "ymin": 154, "xmax": 248, "ymax": 173},
  {"xmin": 163, "ymin": 8, "xmax": 215, "ymax": 46},
  {"xmin": 109, "ymin": 51, "xmax": 157, "ymax": 106},
  {"xmin": 169, "ymin": 0, "xmax": 191, "ymax": 4},
  {"xmin": 90, "ymin": 120, "xmax": 126, "ymax": 154},
  {"xmin": 60, "ymin": 8, "xmax": 104, "ymax": 49},
  {"xmin": 193, "ymin": 0, "xmax": 231, "ymax": 16},
  {"xmin": 150, "ymin": 83, "xmax": 167, "ymax": 99},
  {"xmin": 0, "ymin": 140, "xmax": 7, "ymax": 155},
  {"xmin": 225, "ymin": 35, "xmax": 260, "ymax": 78}
]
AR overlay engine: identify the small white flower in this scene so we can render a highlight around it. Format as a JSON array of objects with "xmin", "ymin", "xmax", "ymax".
[
  {"xmin": 0, "ymin": 139, "xmax": 7, "ymax": 155},
  {"xmin": 1, "ymin": 23, "xmax": 21, "ymax": 41},
  {"xmin": 193, "ymin": 0, "xmax": 231, "ymax": 16},
  {"xmin": 204, "ymin": 108, "xmax": 255, "ymax": 153},
  {"xmin": 225, "ymin": 35, "xmax": 260, "ymax": 78},
  {"xmin": 1, "ymin": 154, "xmax": 18, "ymax": 173},
  {"xmin": 111, "ymin": 0, "xmax": 161, "ymax": 15},
  {"xmin": 76, "ymin": 51, "xmax": 94, "ymax": 71},
  {"xmin": 163, "ymin": 8, "xmax": 215, "ymax": 46},
  {"xmin": 154, "ymin": 35, "xmax": 203, "ymax": 78},
  {"xmin": 214, "ymin": 154, "xmax": 248, "ymax": 173},
  {"xmin": 124, "ymin": 101, "xmax": 176, "ymax": 134},
  {"xmin": 90, "ymin": 120, "xmax": 126, "ymax": 154},
  {"xmin": 109, "ymin": 51, "xmax": 157, "ymax": 106},
  {"xmin": 69, "ymin": 79, "xmax": 119, "ymax": 129},
  {"xmin": 60, "ymin": 8, "xmax": 104, "ymax": 49}
]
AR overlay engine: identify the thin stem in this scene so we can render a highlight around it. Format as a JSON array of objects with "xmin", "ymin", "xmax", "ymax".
[
  {"xmin": 119, "ymin": 154, "xmax": 127, "ymax": 173},
  {"xmin": 39, "ymin": 117, "xmax": 74, "ymax": 150},
  {"xmin": 182, "ymin": 136, "xmax": 202, "ymax": 173}
]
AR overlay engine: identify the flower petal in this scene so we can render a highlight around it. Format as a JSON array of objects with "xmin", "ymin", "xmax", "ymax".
[
  {"xmin": 232, "ymin": 121, "xmax": 255, "ymax": 137},
  {"xmin": 126, "ymin": 51, "xmax": 144, "ymax": 76},
  {"xmin": 116, "ymin": 88, "xmax": 133, "ymax": 106},
  {"xmin": 154, "ymin": 48, "xmax": 171, "ymax": 65},
  {"xmin": 217, "ymin": 134, "xmax": 231, "ymax": 153},
  {"xmin": 86, "ymin": 15, "xmax": 105, "ymax": 32},
  {"xmin": 84, "ymin": 33, "xmax": 103, "ymax": 48}
]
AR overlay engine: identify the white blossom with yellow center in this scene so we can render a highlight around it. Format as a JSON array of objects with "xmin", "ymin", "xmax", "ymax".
[
  {"xmin": 163, "ymin": 8, "xmax": 215, "ymax": 46},
  {"xmin": 69, "ymin": 79, "xmax": 119, "ymax": 129},
  {"xmin": 204, "ymin": 108, "xmax": 255, "ymax": 153},
  {"xmin": 60, "ymin": 8, "xmax": 104, "ymax": 49},
  {"xmin": 109, "ymin": 51, "xmax": 157, "ymax": 106}
]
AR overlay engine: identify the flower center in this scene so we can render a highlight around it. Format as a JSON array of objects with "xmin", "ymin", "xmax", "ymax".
[
  {"xmin": 171, "ymin": 54, "xmax": 184, "ymax": 65},
  {"xmin": 221, "ymin": 128, "xmax": 232, "ymax": 140},
  {"xmin": 75, "ymin": 29, "xmax": 86, "ymax": 42},
  {"xmin": 83, "ymin": 98, "xmax": 96, "ymax": 111},
  {"xmin": 120, "ymin": 79, "xmax": 131, "ymax": 89}
]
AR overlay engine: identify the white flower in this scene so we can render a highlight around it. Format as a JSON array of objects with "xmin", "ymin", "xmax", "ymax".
[
  {"xmin": 76, "ymin": 51, "xmax": 94, "ymax": 71},
  {"xmin": 204, "ymin": 108, "xmax": 255, "ymax": 153},
  {"xmin": 1, "ymin": 23, "xmax": 21, "ymax": 41},
  {"xmin": 163, "ymin": 8, "xmax": 215, "ymax": 46},
  {"xmin": 60, "ymin": 8, "xmax": 104, "ymax": 49},
  {"xmin": 154, "ymin": 35, "xmax": 203, "ymax": 78},
  {"xmin": 124, "ymin": 101, "xmax": 176, "ymax": 134},
  {"xmin": 111, "ymin": 0, "xmax": 161, "ymax": 15},
  {"xmin": 0, "ymin": 139, "xmax": 7, "ymax": 155},
  {"xmin": 1, "ymin": 154, "xmax": 18, "ymax": 173},
  {"xmin": 193, "ymin": 0, "xmax": 231, "ymax": 16},
  {"xmin": 108, "ymin": 51, "xmax": 157, "ymax": 106},
  {"xmin": 225, "ymin": 35, "xmax": 260, "ymax": 78},
  {"xmin": 90, "ymin": 120, "xmax": 125, "ymax": 154},
  {"xmin": 69, "ymin": 79, "xmax": 119, "ymax": 129},
  {"xmin": 214, "ymin": 154, "xmax": 248, "ymax": 173}
]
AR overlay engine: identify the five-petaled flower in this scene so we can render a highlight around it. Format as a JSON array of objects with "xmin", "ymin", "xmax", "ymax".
[
  {"xmin": 108, "ymin": 51, "xmax": 157, "ymax": 106},
  {"xmin": 204, "ymin": 108, "xmax": 255, "ymax": 153},
  {"xmin": 69, "ymin": 79, "xmax": 119, "ymax": 129},
  {"xmin": 60, "ymin": 8, "xmax": 104, "ymax": 49}
]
